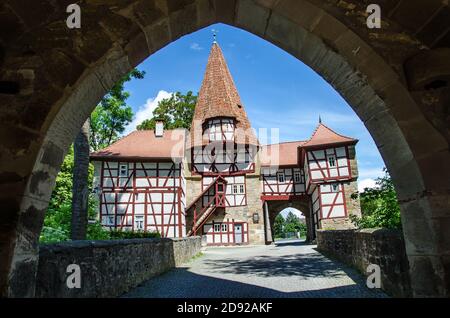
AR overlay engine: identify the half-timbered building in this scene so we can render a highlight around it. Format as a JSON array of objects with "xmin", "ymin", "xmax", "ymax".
[{"xmin": 90, "ymin": 41, "xmax": 362, "ymax": 245}]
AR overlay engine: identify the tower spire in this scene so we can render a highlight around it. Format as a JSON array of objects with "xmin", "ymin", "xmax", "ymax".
[{"xmin": 189, "ymin": 42, "xmax": 258, "ymax": 147}]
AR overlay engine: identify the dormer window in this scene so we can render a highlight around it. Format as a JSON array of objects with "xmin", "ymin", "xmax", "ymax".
[{"xmin": 205, "ymin": 118, "xmax": 235, "ymax": 142}]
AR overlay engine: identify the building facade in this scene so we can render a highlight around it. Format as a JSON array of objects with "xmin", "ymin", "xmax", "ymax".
[{"xmin": 90, "ymin": 42, "xmax": 361, "ymax": 245}]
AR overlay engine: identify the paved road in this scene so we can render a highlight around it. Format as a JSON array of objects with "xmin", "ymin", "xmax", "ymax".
[{"xmin": 123, "ymin": 241, "xmax": 387, "ymax": 298}]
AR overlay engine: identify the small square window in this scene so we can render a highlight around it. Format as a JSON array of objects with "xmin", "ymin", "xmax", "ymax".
[
  {"xmin": 294, "ymin": 172, "xmax": 301, "ymax": 183},
  {"xmin": 239, "ymin": 184, "xmax": 245, "ymax": 194},
  {"xmin": 119, "ymin": 164, "xmax": 128, "ymax": 177},
  {"xmin": 135, "ymin": 216, "xmax": 144, "ymax": 230},
  {"xmin": 277, "ymin": 172, "xmax": 285, "ymax": 183},
  {"xmin": 331, "ymin": 184, "xmax": 340, "ymax": 193},
  {"xmin": 232, "ymin": 185, "xmax": 238, "ymax": 194},
  {"xmin": 221, "ymin": 224, "xmax": 228, "ymax": 232},
  {"xmin": 214, "ymin": 224, "xmax": 221, "ymax": 232}
]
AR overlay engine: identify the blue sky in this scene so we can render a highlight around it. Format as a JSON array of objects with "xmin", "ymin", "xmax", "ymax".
[{"xmin": 123, "ymin": 23, "xmax": 385, "ymax": 191}]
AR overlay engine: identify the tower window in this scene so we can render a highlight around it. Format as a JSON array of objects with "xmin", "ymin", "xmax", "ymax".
[
  {"xmin": 331, "ymin": 184, "xmax": 340, "ymax": 193},
  {"xmin": 232, "ymin": 185, "xmax": 238, "ymax": 194},
  {"xmin": 277, "ymin": 172, "xmax": 285, "ymax": 183},
  {"xmin": 328, "ymin": 155, "xmax": 336, "ymax": 167},
  {"xmin": 239, "ymin": 184, "xmax": 245, "ymax": 194}
]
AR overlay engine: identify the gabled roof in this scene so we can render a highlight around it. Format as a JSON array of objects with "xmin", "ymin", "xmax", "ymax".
[
  {"xmin": 90, "ymin": 129, "xmax": 186, "ymax": 161},
  {"xmin": 189, "ymin": 43, "xmax": 258, "ymax": 147},
  {"xmin": 260, "ymin": 141, "xmax": 306, "ymax": 167},
  {"xmin": 301, "ymin": 123, "xmax": 358, "ymax": 148}
]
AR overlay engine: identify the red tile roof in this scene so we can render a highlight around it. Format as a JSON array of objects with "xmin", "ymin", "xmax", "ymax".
[
  {"xmin": 260, "ymin": 141, "xmax": 306, "ymax": 167},
  {"xmin": 189, "ymin": 43, "xmax": 258, "ymax": 147},
  {"xmin": 90, "ymin": 129, "xmax": 186, "ymax": 161},
  {"xmin": 302, "ymin": 123, "xmax": 357, "ymax": 148}
]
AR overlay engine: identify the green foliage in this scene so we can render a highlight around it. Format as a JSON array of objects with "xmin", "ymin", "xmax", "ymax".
[
  {"xmin": 350, "ymin": 168, "xmax": 402, "ymax": 229},
  {"xmin": 137, "ymin": 91, "xmax": 197, "ymax": 130},
  {"xmin": 273, "ymin": 214, "xmax": 285, "ymax": 239},
  {"xmin": 90, "ymin": 69, "xmax": 146, "ymax": 151},
  {"xmin": 108, "ymin": 230, "xmax": 161, "ymax": 240},
  {"xmin": 273, "ymin": 211, "xmax": 307, "ymax": 239},
  {"xmin": 42, "ymin": 69, "xmax": 147, "ymax": 243}
]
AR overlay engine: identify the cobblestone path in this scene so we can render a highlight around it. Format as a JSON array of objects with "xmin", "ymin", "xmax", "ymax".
[{"xmin": 123, "ymin": 241, "xmax": 387, "ymax": 298}]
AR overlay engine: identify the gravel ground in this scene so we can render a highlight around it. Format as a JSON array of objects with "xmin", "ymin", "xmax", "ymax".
[{"xmin": 122, "ymin": 240, "xmax": 387, "ymax": 298}]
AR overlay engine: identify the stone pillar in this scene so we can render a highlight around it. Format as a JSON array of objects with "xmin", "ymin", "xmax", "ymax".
[{"xmin": 263, "ymin": 201, "xmax": 273, "ymax": 244}]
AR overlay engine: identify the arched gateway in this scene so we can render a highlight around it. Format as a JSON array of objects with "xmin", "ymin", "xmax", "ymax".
[
  {"xmin": 90, "ymin": 43, "xmax": 362, "ymax": 245},
  {"xmin": 0, "ymin": 0, "xmax": 448, "ymax": 297}
]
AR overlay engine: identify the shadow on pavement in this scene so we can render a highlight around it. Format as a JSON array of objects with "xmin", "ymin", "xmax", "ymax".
[{"xmin": 123, "ymin": 268, "xmax": 385, "ymax": 298}]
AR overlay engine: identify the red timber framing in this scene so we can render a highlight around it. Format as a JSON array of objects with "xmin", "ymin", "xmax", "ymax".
[
  {"xmin": 261, "ymin": 167, "xmax": 306, "ymax": 197},
  {"xmin": 311, "ymin": 185, "xmax": 321, "ymax": 230},
  {"xmin": 202, "ymin": 175, "xmax": 247, "ymax": 207},
  {"xmin": 204, "ymin": 117, "xmax": 236, "ymax": 142},
  {"xmin": 202, "ymin": 219, "xmax": 249, "ymax": 246},
  {"xmin": 98, "ymin": 161, "xmax": 185, "ymax": 238},
  {"xmin": 318, "ymin": 183, "xmax": 347, "ymax": 219},
  {"xmin": 310, "ymin": 183, "xmax": 347, "ymax": 229},
  {"xmin": 186, "ymin": 176, "xmax": 227, "ymax": 236},
  {"xmin": 191, "ymin": 143, "xmax": 256, "ymax": 176},
  {"xmin": 305, "ymin": 145, "xmax": 352, "ymax": 183}
]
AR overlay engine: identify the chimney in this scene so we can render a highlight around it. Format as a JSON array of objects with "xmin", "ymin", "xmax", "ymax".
[{"xmin": 155, "ymin": 119, "xmax": 164, "ymax": 137}]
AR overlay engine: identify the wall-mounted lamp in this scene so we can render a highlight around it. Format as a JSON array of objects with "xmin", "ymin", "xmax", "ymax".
[{"xmin": 253, "ymin": 213, "xmax": 260, "ymax": 224}]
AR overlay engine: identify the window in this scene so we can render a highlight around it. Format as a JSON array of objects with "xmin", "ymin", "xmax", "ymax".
[
  {"xmin": 119, "ymin": 164, "xmax": 128, "ymax": 177},
  {"xmin": 214, "ymin": 224, "xmax": 221, "ymax": 232},
  {"xmin": 239, "ymin": 184, "xmax": 245, "ymax": 194},
  {"xmin": 294, "ymin": 172, "xmax": 301, "ymax": 183},
  {"xmin": 134, "ymin": 216, "xmax": 144, "ymax": 230},
  {"xmin": 277, "ymin": 172, "xmax": 285, "ymax": 183},
  {"xmin": 331, "ymin": 184, "xmax": 340, "ymax": 193},
  {"xmin": 221, "ymin": 224, "xmax": 228, "ymax": 232},
  {"xmin": 232, "ymin": 185, "xmax": 238, "ymax": 194},
  {"xmin": 217, "ymin": 183, "xmax": 224, "ymax": 193},
  {"xmin": 328, "ymin": 155, "xmax": 337, "ymax": 167}
]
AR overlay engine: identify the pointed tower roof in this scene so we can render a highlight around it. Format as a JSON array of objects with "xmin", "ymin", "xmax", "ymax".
[
  {"xmin": 190, "ymin": 43, "xmax": 258, "ymax": 147},
  {"xmin": 302, "ymin": 123, "xmax": 358, "ymax": 148}
]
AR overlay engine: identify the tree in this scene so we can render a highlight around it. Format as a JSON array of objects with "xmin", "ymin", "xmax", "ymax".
[
  {"xmin": 42, "ymin": 69, "xmax": 146, "ymax": 243},
  {"xmin": 284, "ymin": 212, "xmax": 304, "ymax": 235},
  {"xmin": 273, "ymin": 214, "xmax": 285, "ymax": 239},
  {"xmin": 71, "ymin": 119, "xmax": 90, "ymax": 240},
  {"xmin": 90, "ymin": 69, "xmax": 145, "ymax": 151},
  {"xmin": 350, "ymin": 168, "xmax": 402, "ymax": 229},
  {"xmin": 137, "ymin": 91, "xmax": 197, "ymax": 130}
]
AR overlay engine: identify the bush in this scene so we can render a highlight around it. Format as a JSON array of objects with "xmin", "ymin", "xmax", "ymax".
[
  {"xmin": 351, "ymin": 168, "xmax": 402, "ymax": 230},
  {"xmin": 108, "ymin": 230, "xmax": 161, "ymax": 240}
]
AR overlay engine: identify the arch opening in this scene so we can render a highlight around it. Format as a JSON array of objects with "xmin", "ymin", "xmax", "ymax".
[{"xmin": 0, "ymin": 1, "xmax": 448, "ymax": 298}]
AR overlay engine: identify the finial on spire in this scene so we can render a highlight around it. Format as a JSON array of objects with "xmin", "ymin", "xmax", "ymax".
[
  {"xmin": 319, "ymin": 115, "xmax": 322, "ymax": 124},
  {"xmin": 212, "ymin": 29, "xmax": 218, "ymax": 44}
]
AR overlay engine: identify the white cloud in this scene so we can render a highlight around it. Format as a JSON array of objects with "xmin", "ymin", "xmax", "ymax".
[
  {"xmin": 124, "ymin": 90, "xmax": 173, "ymax": 135},
  {"xmin": 358, "ymin": 178, "xmax": 378, "ymax": 193},
  {"xmin": 190, "ymin": 43, "xmax": 204, "ymax": 51},
  {"xmin": 358, "ymin": 167, "xmax": 384, "ymax": 180}
]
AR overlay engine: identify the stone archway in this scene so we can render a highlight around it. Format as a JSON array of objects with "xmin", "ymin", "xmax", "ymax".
[
  {"xmin": 0, "ymin": 0, "xmax": 449, "ymax": 297},
  {"xmin": 265, "ymin": 200, "xmax": 312, "ymax": 243}
]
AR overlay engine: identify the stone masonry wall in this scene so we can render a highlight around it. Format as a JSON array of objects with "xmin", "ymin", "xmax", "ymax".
[
  {"xmin": 317, "ymin": 229, "xmax": 411, "ymax": 297},
  {"xmin": 35, "ymin": 237, "xmax": 201, "ymax": 298}
]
